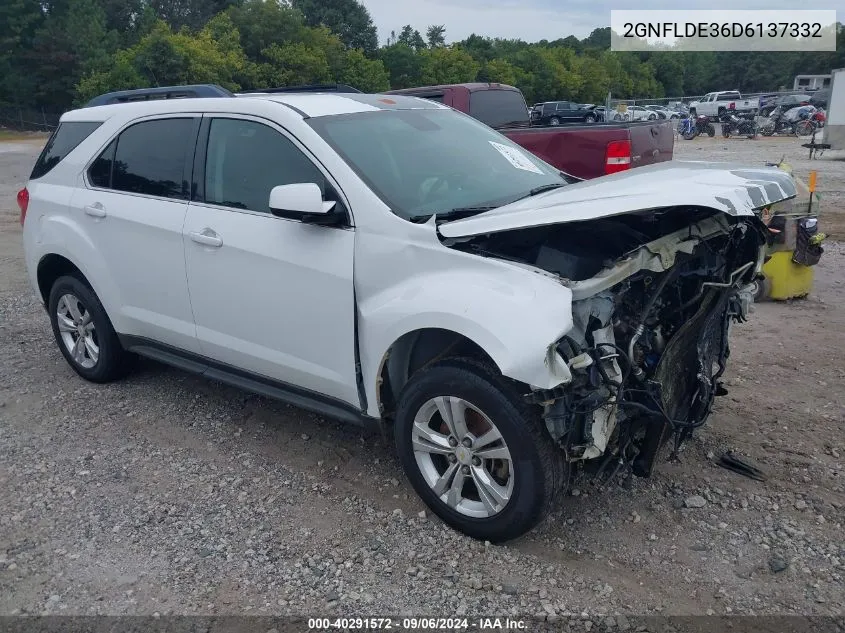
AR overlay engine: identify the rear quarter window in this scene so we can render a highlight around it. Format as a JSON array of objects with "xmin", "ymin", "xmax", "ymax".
[{"xmin": 30, "ymin": 121, "xmax": 103, "ymax": 180}]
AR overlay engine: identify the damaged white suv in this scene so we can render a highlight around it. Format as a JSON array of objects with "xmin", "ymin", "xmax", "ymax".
[{"xmin": 21, "ymin": 90, "xmax": 795, "ymax": 542}]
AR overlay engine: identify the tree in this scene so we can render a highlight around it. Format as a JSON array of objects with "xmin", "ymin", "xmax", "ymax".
[
  {"xmin": 419, "ymin": 47, "xmax": 479, "ymax": 85},
  {"xmin": 147, "ymin": 0, "xmax": 243, "ymax": 31},
  {"xmin": 227, "ymin": 0, "xmax": 305, "ymax": 62},
  {"xmin": 481, "ymin": 58, "xmax": 517, "ymax": 86},
  {"xmin": 378, "ymin": 43, "xmax": 423, "ymax": 88},
  {"xmin": 426, "ymin": 25, "xmax": 446, "ymax": 48},
  {"xmin": 291, "ymin": 0, "xmax": 378, "ymax": 55},
  {"xmin": 29, "ymin": 0, "xmax": 118, "ymax": 109},
  {"xmin": 397, "ymin": 25, "xmax": 426, "ymax": 51},
  {"xmin": 0, "ymin": 0, "xmax": 44, "ymax": 105},
  {"xmin": 76, "ymin": 16, "xmax": 249, "ymax": 102},
  {"xmin": 340, "ymin": 49, "xmax": 390, "ymax": 91}
]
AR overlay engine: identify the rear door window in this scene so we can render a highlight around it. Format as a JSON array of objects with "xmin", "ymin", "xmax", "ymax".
[
  {"xmin": 30, "ymin": 121, "xmax": 102, "ymax": 179},
  {"xmin": 98, "ymin": 118, "xmax": 195, "ymax": 199}
]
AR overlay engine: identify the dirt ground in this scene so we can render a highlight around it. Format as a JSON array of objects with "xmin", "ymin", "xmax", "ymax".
[{"xmin": 1, "ymin": 134, "xmax": 843, "ymax": 623}]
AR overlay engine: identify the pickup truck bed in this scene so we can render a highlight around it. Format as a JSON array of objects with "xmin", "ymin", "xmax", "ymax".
[
  {"xmin": 502, "ymin": 120, "xmax": 673, "ymax": 180},
  {"xmin": 386, "ymin": 83, "xmax": 674, "ymax": 180}
]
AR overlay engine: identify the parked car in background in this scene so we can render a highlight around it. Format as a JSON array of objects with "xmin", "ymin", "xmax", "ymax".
[
  {"xmin": 689, "ymin": 91, "xmax": 758, "ymax": 118},
  {"xmin": 627, "ymin": 105, "xmax": 659, "ymax": 121},
  {"xmin": 529, "ymin": 101, "xmax": 599, "ymax": 125},
  {"xmin": 810, "ymin": 89, "xmax": 831, "ymax": 109},
  {"xmin": 20, "ymin": 86, "xmax": 794, "ymax": 542},
  {"xmin": 386, "ymin": 83, "xmax": 674, "ymax": 180},
  {"xmin": 758, "ymin": 93, "xmax": 782, "ymax": 113},
  {"xmin": 644, "ymin": 105, "xmax": 680, "ymax": 120},
  {"xmin": 761, "ymin": 94, "xmax": 812, "ymax": 117},
  {"xmin": 666, "ymin": 101, "xmax": 689, "ymax": 116}
]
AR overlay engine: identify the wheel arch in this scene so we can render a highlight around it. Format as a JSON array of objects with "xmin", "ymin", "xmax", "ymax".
[
  {"xmin": 37, "ymin": 253, "xmax": 90, "ymax": 305},
  {"xmin": 375, "ymin": 328, "xmax": 500, "ymax": 422}
]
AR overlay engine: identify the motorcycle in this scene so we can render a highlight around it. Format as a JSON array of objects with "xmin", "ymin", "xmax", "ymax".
[
  {"xmin": 720, "ymin": 110, "xmax": 757, "ymax": 139},
  {"xmin": 678, "ymin": 114, "xmax": 714, "ymax": 140},
  {"xmin": 759, "ymin": 106, "xmax": 793, "ymax": 137}
]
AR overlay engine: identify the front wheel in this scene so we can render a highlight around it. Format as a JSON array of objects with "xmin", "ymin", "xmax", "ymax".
[
  {"xmin": 682, "ymin": 128, "xmax": 697, "ymax": 140},
  {"xmin": 585, "ymin": 114, "xmax": 596, "ymax": 123},
  {"xmin": 761, "ymin": 124, "xmax": 774, "ymax": 137},
  {"xmin": 707, "ymin": 124, "xmax": 716, "ymax": 137},
  {"xmin": 722, "ymin": 125, "xmax": 731, "ymax": 138},
  {"xmin": 394, "ymin": 359, "xmax": 565, "ymax": 542},
  {"xmin": 549, "ymin": 117, "xmax": 561, "ymax": 126}
]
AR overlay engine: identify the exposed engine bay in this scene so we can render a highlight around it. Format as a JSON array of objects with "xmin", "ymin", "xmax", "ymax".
[{"xmin": 452, "ymin": 206, "xmax": 767, "ymax": 477}]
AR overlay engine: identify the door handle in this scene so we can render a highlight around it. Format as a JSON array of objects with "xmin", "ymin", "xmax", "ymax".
[
  {"xmin": 189, "ymin": 229, "xmax": 223, "ymax": 248},
  {"xmin": 84, "ymin": 204, "xmax": 106, "ymax": 218}
]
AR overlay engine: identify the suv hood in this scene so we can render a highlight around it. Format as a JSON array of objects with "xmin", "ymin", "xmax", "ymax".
[{"xmin": 438, "ymin": 162, "xmax": 796, "ymax": 239}]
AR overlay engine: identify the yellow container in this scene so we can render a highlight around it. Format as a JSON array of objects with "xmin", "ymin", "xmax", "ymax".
[{"xmin": 760, "ymin": 251, "xmax": 814, "ymax": 300}]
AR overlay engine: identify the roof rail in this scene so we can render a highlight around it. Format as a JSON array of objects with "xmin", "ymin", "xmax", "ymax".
[
  {"xmin": 84, "ymin": 84, "xmax": 234, "ymax": 108},
  {"xmin": 238, "ymin": 84, "xmax": 362, "ymax": 94}
]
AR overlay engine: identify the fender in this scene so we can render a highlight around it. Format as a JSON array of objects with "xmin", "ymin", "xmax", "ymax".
[
  {"xmin": 31, "ymin": 213, "xmax": 125, "ymax": 330},
  {"xmin": 357, "ymin": 265, "xmax": 575, "ymax": 418}
]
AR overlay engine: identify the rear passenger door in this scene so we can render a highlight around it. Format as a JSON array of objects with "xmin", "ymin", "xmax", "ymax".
[
  {"xmin": 182, "ymin": 115, "xmax": 358, "ymax": 407},
  {"xmin": 72, "ymin": 115, "xmax": 201, "ymax": 353}
]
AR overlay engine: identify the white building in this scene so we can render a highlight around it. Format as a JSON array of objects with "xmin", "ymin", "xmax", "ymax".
[{"xmin": 793, "ymin": 74, "xmax": 832, "ymax": 91}]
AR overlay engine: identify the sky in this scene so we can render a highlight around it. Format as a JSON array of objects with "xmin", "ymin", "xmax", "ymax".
[{"xmin": 359, "ymin": 0, "xmax": 840, "ymax": 45}]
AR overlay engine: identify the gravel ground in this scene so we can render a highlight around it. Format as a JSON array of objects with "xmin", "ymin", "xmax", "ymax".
[{"xmin": 1, "ymin": 135, "xmax": 844, "ymax": 623}]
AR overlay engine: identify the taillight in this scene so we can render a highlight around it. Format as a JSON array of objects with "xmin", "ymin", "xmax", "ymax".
[
  {"xmin": 605, "ymin": 140, "xmax": 631, "ymax": 174},
  {"xmin": 729, "ymin": 102, "xmax": 736, "ymax": 109},
  {"xmin": 17, "ymin": 187, "xmax": 29, "ymax": 225}
]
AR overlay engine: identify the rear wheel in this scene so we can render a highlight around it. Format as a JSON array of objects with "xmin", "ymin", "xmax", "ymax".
[
  {"xmin": 707, "ymin": 124, "xmax": 716, "ymax": 137},
  {"xmin": 48, "ymin": 275, "xmax": 134, "ymax": 383},
  {"xmin": 394, "ymin": 359, "xmax": 565, "ymax": 542},
  {"xmin": 795, "ymin": 120, "xmax": 814, "ymax": 137}
]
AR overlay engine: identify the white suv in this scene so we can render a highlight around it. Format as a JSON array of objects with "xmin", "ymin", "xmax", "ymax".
[{"xmin": 20, "ymin": 89, "xmax": 795, "ymax": 541}]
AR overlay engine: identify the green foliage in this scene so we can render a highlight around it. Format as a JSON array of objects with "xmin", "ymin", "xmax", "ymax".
[
  {"xmin": 291, "ymin": 0, "xmax": 378, "ymax": 55},
  {"xmin": 419, "ymin": 47, "xmax": 480, "ymax": 85},
  {"xmin": 426, "ymin": 25, "xmax": 446, "ymax": 48},
  {"xmin": 1, "ymin": 0, "xmax": 841, "ymax": 113}
]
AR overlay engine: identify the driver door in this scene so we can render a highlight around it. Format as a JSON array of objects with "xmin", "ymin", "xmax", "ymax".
[{"xmin": 182, "ymin": 115, "xmax": 359, "ymax": 407}]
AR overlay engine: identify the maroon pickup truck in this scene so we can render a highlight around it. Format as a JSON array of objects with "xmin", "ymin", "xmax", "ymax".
[{"xmin": 386, "ymin": 83, "xmax": 674, "ymax": 180}]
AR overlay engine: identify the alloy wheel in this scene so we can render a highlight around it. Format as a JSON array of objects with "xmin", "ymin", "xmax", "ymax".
[
  {"xmin": 56, "ymin": 293, "xmax": 99, "ymax": 369},
  {"xmin": 411, "ymin": 396, "xmax": 514, "ymax": 518}
]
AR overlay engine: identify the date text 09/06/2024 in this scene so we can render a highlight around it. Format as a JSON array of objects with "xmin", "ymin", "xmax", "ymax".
[{"xmin": 307, "ymin": 617, "xmax": 527, "ymax": 630}]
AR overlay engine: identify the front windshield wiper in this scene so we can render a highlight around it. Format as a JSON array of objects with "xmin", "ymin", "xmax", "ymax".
[
  {"xmin": 527, "ymin": 183, "xmax": 567, "ymax": 196},
  {"xmin": 409, "ymin": 206, "xmax": 496, "ymax": 224}
]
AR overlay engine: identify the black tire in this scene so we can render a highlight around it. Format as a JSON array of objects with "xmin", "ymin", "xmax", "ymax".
[
  {"xmin": 761, "ymin": 125, "xmax": 774, "ymax": 137},
  {"xmin": 585, "ymin": 113, "xmax": 596, "ymax": 123},
  {"xmin": 549, "ymin": 117, "xmax": 561, "ymax": 126},
  {"xmin": 48, "ymin": 274, "xmax": 134, "ymax": 383},
  {"xmin": 707, "ymin": 124, "xmax": 716, "ymax": 137},
  {"xmin": 682, "ymin": 129, "xmax": 697, "ymax": 140},
  {"xmin": 394, "ymin": 358, "xmax": 565, "ymax": 542},
  {"xmin": 722, "ymin": 125, "xmax": 731, "ymax": 138}
]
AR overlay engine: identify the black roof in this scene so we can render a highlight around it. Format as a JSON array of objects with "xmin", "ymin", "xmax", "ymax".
[
  {"xmin": 84, "ymin": 83, "xmax": 363, "ymax": 108},
  {"xmin": 84, "ymin": 84, "xmax": 234, "ymax": 107}
]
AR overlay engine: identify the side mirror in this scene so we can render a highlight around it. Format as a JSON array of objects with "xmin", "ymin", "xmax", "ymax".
[{"xmin": 269, "ymin": 183, "xmax": 337, "ymax": 222}]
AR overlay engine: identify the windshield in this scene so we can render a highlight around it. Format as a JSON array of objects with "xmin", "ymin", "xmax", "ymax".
[{"xmin": 308, "ymin": 109, "xmax": 565, "ymax": 221}]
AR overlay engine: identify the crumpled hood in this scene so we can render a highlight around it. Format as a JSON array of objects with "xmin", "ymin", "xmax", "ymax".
[{"xmin": 438, "ymin": 161, "xmax": 796, "ymax": 239}]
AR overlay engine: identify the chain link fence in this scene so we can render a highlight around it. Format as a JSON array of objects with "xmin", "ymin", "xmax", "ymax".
[{"xmin": 0, "ymin": 106, "xmax": 61, "ymax": 132}]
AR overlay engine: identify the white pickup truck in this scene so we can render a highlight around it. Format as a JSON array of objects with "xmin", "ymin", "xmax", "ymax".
[{"xmin": 689, "ymin": 91, "xmax": 758, "ymax": 118}]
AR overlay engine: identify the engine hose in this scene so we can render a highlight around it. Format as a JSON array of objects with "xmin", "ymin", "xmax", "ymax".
[{"xmin": 628, "ymin": 268, "xmax": 679, "ymax": 377}]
